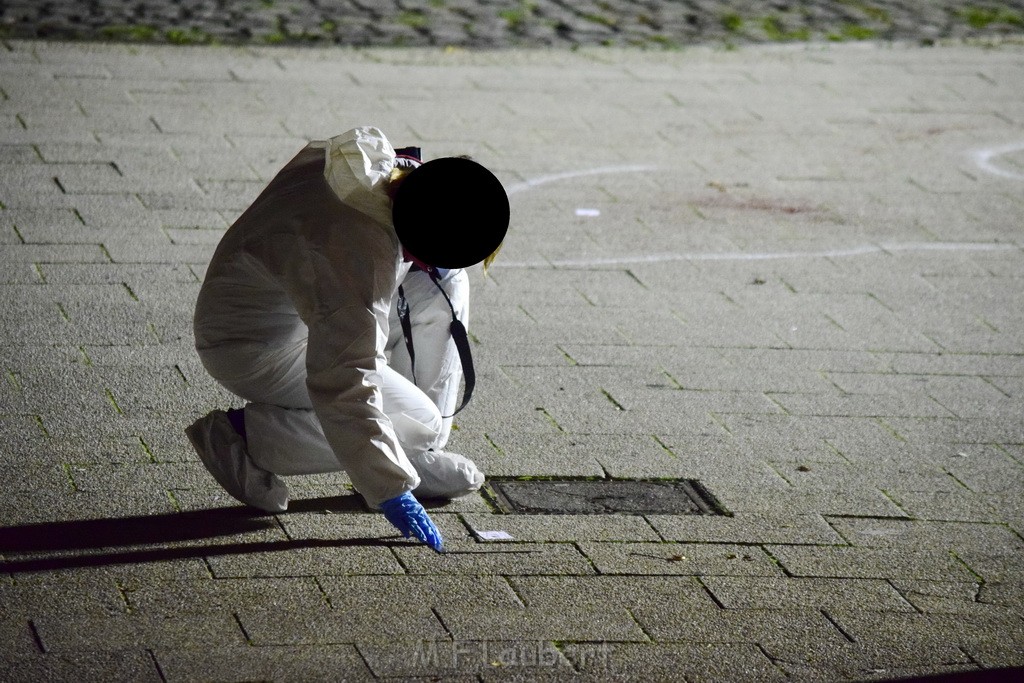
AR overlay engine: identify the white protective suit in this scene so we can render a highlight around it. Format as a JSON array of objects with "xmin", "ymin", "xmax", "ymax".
[{"xmin": 193, "ymin": 127, "xmax": 471, "ymax": 508}]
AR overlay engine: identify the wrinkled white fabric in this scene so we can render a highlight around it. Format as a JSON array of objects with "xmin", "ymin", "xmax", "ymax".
[
  {"xmin": 408, "ymin": 449, "xmax": 484, "ymax": 499},
  {"xmin": 387, "ymin": 267, "xmax": 469, "ymax": 439},
  {"xmin": 193, "ymin": 126, "xmax": 468, "ymax": 508},
  {"xmin": 185, "ymin": 410, "xmax": 289, "ymax": 512},
  {"xmin": 323, "ymin": 127, "xmax": 395, "ymax": 226}
]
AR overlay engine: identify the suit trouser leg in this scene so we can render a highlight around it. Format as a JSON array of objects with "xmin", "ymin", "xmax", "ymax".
[{"xmin": 198, "ymin": 341, "xmax": 443, "ymax": 478}]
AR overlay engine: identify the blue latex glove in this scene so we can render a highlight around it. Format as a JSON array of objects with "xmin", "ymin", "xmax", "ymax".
[{"xmin": 380, "ymin": 492, "xmax": 444, "ymax": 552}]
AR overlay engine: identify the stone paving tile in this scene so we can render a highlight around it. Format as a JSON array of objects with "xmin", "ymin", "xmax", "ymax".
[
  {"xmin": 0, "ymin": 489, "xmax": 180, "ymax": 526},
  {"xmin": 544, "ymin": 392, "xmax": 783, "ymax": 437},
  {"xmin": 0, "ymin": 650, "xmax": 163, "ymax": 683},
  {"xmin": 884, "ymin": 488, "xmax": 1004, "ymax": 523},
  {"xmin": 154, "ymin": 645, "xmax": 371, "ymax": 683},
  {"xmin": 274, "ymin": 506, "xmax": 401, "ymax": 542},
  {"xmin": 766, "ymin": 544, "xmax": 979, "ymax": 582},
  {"xmin": 501, "ymin": 574, "xmax": 737, "ymax": 654},
  {"xmin": 620, "ymin": 386, "xmax": 788, "ymax": 418},
  {"xmin": 393, "ymin": 540, "xmax": 597, "ymax": 576},
  {"xmin": 593, "ymin": 437, "xmax": 743, "ymax": 480},
  {"xmin": 448, "ymin": 390, "xmax": 576, "ymax": 439},
  {"xmin": 358, "ymin": 639, "xmax": 570, "ymax": 679},
  {"xmin": 204, "ymin": 543, "xmax": 406, "ymax": 579},
  {"xmin": 3, "ymin": 557, "xmax": 214, "ymax": 590},
  {"xmin": 678, "ymin": 477, "xmax": 909, "ymax": 518},
  {"xmin": 38, "ymin": 263, "xmax": 199, "ymax": 286},
  {"xmin": 1, "ymin": 614, "xmax": 49, "ymax": 658},
  {"xmin": 470, "ymin": 309, "xmax": 632, "ymax": 347},
  {"xmin": 0, "ymin": 576, "xmax": 127, "ymax": 618},
  {"xmin": 577, "ymin": 541, "xmax": 785, "ymax": 577},
  {"xmin": 237, "ymin": 604, "xmax": 450, "ymax": 645},
  {"xmin": 30, "ymin": 415, "xmax": 202, "ymax": 466},
  {"xmin": 320, "ymin": 574, "xmax": 525, "ymax": 612},
  {"xmin": 565, "ymin": 642, "xmax": 786, "ymax": 682},
  {"xmin": 764, "ymin": 641, "xmax": 977, "ymax": 682},
  {"xmin": 827, "ymin": 609, "xmax": 1024, "ymax": 669},
  {"xmin": 768, "ymin": 391, "xmax": 957, "ymax": 419},
  {"xmin": 485, "ymin": 431, "xmax": 691, "ymax": 475},
  {"xmin": 2, "ymin": 511, "xmax": 285, "ymax": 575},
  {"xmin": 461, "ymin": 513, "xmax": 664, "ymax": 543},
  {"xmin": 455, "ymin": 429, "xmax": 610, "ymax": 478},
  {"xmin": 633, "ymin": 605, "xmax": 848, "ymax": 654},
  {"xmin": 4, "ymin": 462, "xmax": 74, "ymax": 494},
  {"xmin": 648, "ymin": 512, "xmax": 845, "ymax": 546},
  {"xmin": 826, "ymin": 517, "xmax": 1024, "ymax": 555},
  {"xmin": 508, "ymin": 574, "xmax": 715, "ymax": 609},
  {"xmin": 123, "ymin": 576, "xmax": 330, "ymax": 616},
  {"xmin": 889, "ymin": 579, "xmax": 988, "ymax": 615},
  {"xmin": 942, "ymin": 444, "xmax": 1024, "ymax": 497},
  {"xmin": 435, "ymin": 602, "xmax": 648, "ymax": 643},
  {"xmin": 663, "ymin": 363, "xmax": 836, "ymax": 396},
  {"xmin": 766, "ymin": 459, "xmax": 982, "ymax": 493},
  {"xmin": 979, "ymin": 580, "xmax": 1024, "ymax": 612},
  {"xmin": 952, "ymin": 547, "xmax": 1024, "ymax": 584},
  {"xmin": 889, "ymin": 417, "xmax": 1024, "ymax": 449},
  {"xmin": 963, "ymin": 640, "xmax": 1024, "ymax": 669},
  {"xmin": 700, "ymin": 576, "xmax": 915, "ymax": 612},
  {"xmin": 31, "ymin": 611, "xmax": 247, "ymax": 651},
  {"xmin": 469, "ymin": 340, "xmax": 574, "ymax": 368}
]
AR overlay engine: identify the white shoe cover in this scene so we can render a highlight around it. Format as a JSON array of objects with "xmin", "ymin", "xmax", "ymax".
[
  {"xmin": 409, "ymin": 449, "xmax": 485, "ymax": 499},
  {"xmin": 185, "ymin": 410, "xmax": 289, "ymax": 513}
]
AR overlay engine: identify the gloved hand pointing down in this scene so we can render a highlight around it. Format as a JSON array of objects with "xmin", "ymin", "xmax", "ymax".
[{"xmin": 380, "ymin": 491, "xmax": 444, "ymax": 552}]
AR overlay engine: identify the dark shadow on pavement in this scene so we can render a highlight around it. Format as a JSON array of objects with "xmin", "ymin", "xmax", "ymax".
[
  {"xmin": 880, "ymin": 667, "xmax": 1024, "ymax": 683},
  {"xmin": 0, "ymin": 494, "xmax": 415, "ymax": 574}
]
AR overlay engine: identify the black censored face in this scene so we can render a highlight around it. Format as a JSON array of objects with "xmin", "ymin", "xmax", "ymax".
[{"xmin": 392, "ymin": 157, "xmax": 509, "ymax": 270}]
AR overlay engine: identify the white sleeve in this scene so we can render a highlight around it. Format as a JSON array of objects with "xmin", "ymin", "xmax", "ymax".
[
  {"xmin": 304, "ymin": 298, "xmax": 421, "ymax": 508},
  {"xmin": 300, "ymin": 127, "xmax": 422, "ymax": 506}
]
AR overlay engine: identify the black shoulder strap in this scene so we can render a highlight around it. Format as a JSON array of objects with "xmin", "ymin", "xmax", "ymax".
[
  {"xmin": 427, "ymin": 268, "xmax": 475, "ymax": 417},
  {"xmin": 396, "ymin": 268, "xmax": 475, "ymax": 418},
  {"xmin": 396, "ymin": 285, "xmax": 416, "ymax": 384}
]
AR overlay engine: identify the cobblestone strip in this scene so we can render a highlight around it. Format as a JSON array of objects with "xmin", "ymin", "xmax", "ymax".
[{"xmin": 1, "ymin": 0, "xmax": 1023, "ymax": 48}]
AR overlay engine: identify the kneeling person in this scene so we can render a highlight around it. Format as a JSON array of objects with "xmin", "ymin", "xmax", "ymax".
[{"xmin": 185, "ymin": 127, "xmax": 510, "ymax": 552}]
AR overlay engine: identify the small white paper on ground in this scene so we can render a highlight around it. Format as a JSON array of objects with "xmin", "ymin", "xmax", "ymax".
[
  {"xmin": 575, "ymin": 208, "xmax": 600, "ymax": 217},
  {"xmin": 476, "ymin": 530, "xmax": 514, "ymax": 541}
]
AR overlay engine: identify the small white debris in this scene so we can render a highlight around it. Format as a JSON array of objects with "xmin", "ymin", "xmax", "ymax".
[
  {"xmin": 476, "ymin": 530, "xmax": 514, "ymax": 541},
  {"xmin": 575, "ymin": 208, "xmax": 600, "ymax": 217}
]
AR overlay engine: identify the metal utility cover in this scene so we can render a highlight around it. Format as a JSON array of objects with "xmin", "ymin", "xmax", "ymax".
[{"xmin": 485, "ymin": 479, "xmax": 725, "ymax": 515}]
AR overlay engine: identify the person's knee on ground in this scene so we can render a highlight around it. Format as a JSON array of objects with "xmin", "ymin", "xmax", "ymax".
[{"xmin": 185, "ymin": 409, "xmax": 289, "ymax": 513}]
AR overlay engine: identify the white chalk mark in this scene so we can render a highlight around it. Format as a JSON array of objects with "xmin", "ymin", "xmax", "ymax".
[
  {"xmin": 502, "ymin": 163, "xmax": 1020, "ymax": 269},
  {"xmin": 506, "ymin": 165, "xmax": 657, "ymax": 196},
  {"xmin": 972, "ymin": 142, "xmax": 1024, "ymax": 180},
  {"xmin": 497, "ymin": 242, "xmax": 1018, "ymax": 269}
]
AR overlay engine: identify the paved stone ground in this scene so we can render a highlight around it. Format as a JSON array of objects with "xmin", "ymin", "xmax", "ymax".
[
  {"xmin": 1, "ymin": 0, "xmax": 1024, "ymax": 48},
  {"xmin": 1, "ymin": 34, "xmax": 1024, "ymax": 682}
]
